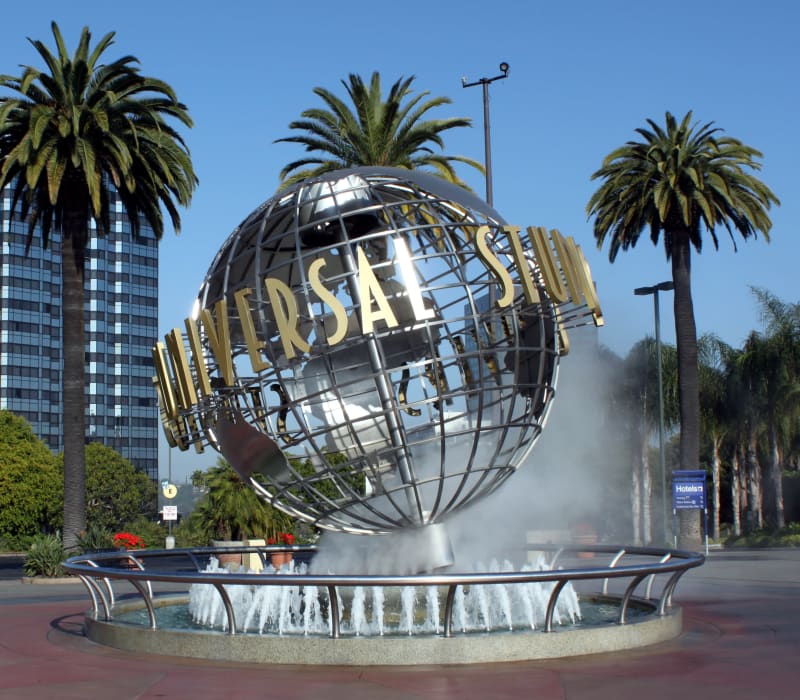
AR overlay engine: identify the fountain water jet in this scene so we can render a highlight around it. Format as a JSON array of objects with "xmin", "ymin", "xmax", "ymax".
[{"xmin": 187, "ymin": 553, "xmax": 581, "ymax": 637}]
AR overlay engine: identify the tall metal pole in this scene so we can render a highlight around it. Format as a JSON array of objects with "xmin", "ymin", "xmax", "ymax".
[
  {"xmin": 653, "ymin": 288, "xmax": 667, "ymax": 543},
  {"xmin": 481, "ymin": 80, "xmax": 493, "ymax": 206},
  {"xmin": 635, "ymin": 281, "xmax": 674, "ymax": 544},
  {"xmin": 462, "ymin": 63, "xmax": 509, "ymax": 207}
]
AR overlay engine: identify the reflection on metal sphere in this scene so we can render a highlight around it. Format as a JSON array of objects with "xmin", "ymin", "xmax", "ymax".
[{"xmin": 192, "ymin": 167, "xmax": 562, "ymax": 534}]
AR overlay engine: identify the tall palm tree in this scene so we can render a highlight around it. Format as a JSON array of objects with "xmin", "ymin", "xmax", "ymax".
[
  {"xmin": 0, "ymin": 23, "xmax": 197, "ymax": 550},
  {"xmin": 697, "ymin": 334, "xmax": 734, "ymax": 541},
  {"xmin": 721, "ymin": 345, "xmax": 748, "ymax": 536},
  {"xmin": 275, "ymin": 71, "xmax": 483, "ymax": 188},
  {"xmin": 587, "ymin": 111, "xmax": 779, "ymax": 545},
  {"xmin": 621, "ymin": 337, "xmax": 678, "ymax": 544},
  {"xmin": 739, "ymin": 289, "xmax": 800, "ymax": 530}
]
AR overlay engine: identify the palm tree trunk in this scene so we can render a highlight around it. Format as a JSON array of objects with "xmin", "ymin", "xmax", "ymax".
[
  {"xmin": 60, "ymin": 225, "xmax": 87, "ymax": 552},
  {"xmin": 711, "ymin": 434, "xmax": 721, "ymax": 541},
  {"xmin": 745, "ymin": 427, "xmax": 762, "ymax": 532},
  {"xmin": 764, "ymin": 414, "xmax": 784, "ymax": 530},
  {"xmin": 731, "ymin": 447, "xmax": 741, "ymax": 537},
  {"xmin": 671, "ymin": 233, "xmax": 701, "ymax": 548}
]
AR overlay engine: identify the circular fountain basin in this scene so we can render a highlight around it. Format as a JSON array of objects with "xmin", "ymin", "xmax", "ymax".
[
  {"xmin": 66, "ymin": 543, "xmax": 702, "ymax": 666},
  {"xmin": 84, "ymin": 594, "xmax": 681, "ymax": 666}
]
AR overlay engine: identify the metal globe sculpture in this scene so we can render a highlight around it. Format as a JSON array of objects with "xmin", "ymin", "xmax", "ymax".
[{"xmin": 154, "ymin": 167, "xmax": 602, "ymax": 536}]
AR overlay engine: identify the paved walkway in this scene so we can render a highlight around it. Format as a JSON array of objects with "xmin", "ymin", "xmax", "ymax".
[{"xmin": 1, "ymin": 548, "xmax": 799, "ymax": 699}]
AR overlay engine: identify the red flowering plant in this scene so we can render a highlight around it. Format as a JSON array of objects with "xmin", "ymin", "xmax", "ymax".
[
  {"xmin": 267, "ymin": 532, "xmax": 295, "ymax": 546},
  {"xmin": 113, "ymin": 532, "xmax": 145, "ymax": 550}
]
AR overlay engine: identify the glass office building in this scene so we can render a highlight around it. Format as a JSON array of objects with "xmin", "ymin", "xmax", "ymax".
[{"xmin": 0, "ymin": 188, "xmax": 159, "ymax": 481}]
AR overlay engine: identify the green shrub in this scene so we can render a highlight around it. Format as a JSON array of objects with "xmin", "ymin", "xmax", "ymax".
[
  {"xmin": 76, "ymin": 524, "xmax": 115, "ymax": 553},
  {"xmin": 0, "ymin": 533, "xmax": 35, "ymax": 553},
  {"xmin": 122, "ymin": 515, "xmax": 167, "ymax": 548},
  {"xmin": 24, "ymin": 534, "xmax": 65, "ymax": 577},
  {"xmin": 726, "ymin": 523, "xmax": 800, "ymax": 548},
  {"xmin": 173, "ymin": 516, "xmax": 211, "ymax": 548},
  {"xmin": 0, "ymin": 412, "xmax": 62, "ymax": 543}
]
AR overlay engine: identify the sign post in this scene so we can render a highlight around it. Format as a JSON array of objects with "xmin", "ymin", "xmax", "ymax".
[
  {"xmin": 671, "ymin": 470, "xmax": 708, "ymax": 554},
  {"xmin": 161, "ymin": 481, "xmax": 178, "ymax": 549}
]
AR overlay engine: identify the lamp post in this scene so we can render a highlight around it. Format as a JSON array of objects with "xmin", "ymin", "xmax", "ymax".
[
  {"xmin": 462, "ymin": 62, "xmax": 509, "ymax": 207},
  {"xmin": 634, "ymin": 281, "xmax": 674, "ymax": 543}
]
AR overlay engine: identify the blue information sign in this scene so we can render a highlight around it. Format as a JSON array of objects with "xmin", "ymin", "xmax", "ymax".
[{"xmin": 672, "ymin": 470, "xmax": 706, "ymax": 510}]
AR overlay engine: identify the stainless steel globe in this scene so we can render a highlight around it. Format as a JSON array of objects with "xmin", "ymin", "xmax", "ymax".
[{"xmin": 187, "ymin": 167, "xmax": 565, "ymax": 535}]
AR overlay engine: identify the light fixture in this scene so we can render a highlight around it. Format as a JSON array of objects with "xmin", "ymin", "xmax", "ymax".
[{"xmin": 461, "ymin": 63, "xmax": 511, "ymax": 206}]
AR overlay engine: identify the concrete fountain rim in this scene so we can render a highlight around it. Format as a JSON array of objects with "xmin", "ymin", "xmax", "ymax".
[{"xmin": 84, "ymin": 592, "xmax": 682, "ymax": 665}]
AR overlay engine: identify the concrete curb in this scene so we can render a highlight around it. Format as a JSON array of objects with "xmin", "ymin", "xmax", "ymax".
[
  {"xmin": 20, "ymin": 576, "xmax": 81, "ymax": 585},
  {"xmin": 84, "ymin": 594, "xmax": 683, "ymax": 666}
]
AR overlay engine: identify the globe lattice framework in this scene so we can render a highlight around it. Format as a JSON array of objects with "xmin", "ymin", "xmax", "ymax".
[{"xmin": 165, "ymin": 167, "xmax": 596, "ymax": 535}]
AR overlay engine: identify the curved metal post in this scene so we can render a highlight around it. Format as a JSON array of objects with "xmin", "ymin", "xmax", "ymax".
[
  {"xmin": 618, "ymin": 574, "xmax": 646, "ymax": 624},
  {"xmin": 125, "ymin": 557, "xmax": 154, "ymax": 600},
  {"xmin": 129, "ymin": 578, "xmax": 158, "ymax": 629},
  {"xmin": 601, "ymin": 549, "xmax": 626, "ymax": 595},
  {"xmin": 86, "ymin": 559, "xmax": 116, "ymax": 607},
  {"xmin": 658, "ymin": 569, "xmax": 688, "ymax": 615},
  {"xmin": 212, "ymin": 582, "xmax": 238, "ymax": 635},
  {"xmin": 644, "ymin": 554, "xmax": 671, "ymax": 600},
  {"xmin": 186, "ymin": 551, "xmax": 204, "ymax": 571},
  {"xmin": 327, "ymin": 585, "xmax": 341, "ymax": 639},
  {"xmin": 549, "ymin": 547, "xmax": 565, "ymax": 568},
  {"xmin": 78, "ymin": 575, "xmax": 105, "ymax": 619},
  {"xmin": 443, "ymin": 584, "xmax": 457, "ymax": 638},
  {"xmin": 544, "ymin": 579, "xmax": 568, "ymax": 632}
]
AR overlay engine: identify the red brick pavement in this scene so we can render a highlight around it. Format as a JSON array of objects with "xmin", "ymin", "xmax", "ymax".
[{"xmin": 1, "ymin": 549, "xmax": 798, "ymax": 699}]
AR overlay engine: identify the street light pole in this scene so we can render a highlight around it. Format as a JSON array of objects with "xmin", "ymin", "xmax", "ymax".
[
  {"xmin": 462, "ymin": 62, "xmax": 509, "ymax": 207},
  {"xmin": 634, "ymin": 281, "xmax": 674, "ymax": 544}
]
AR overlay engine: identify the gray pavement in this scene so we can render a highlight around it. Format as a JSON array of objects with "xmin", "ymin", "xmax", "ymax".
[{"xmin": 0, "ymin": 548, "xmax": 799, "ymax": 699}]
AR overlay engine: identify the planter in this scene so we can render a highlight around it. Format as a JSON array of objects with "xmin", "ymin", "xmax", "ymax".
[
  {"xmin": 211, "ymin": 540, "xmax": 244, "ymax": 568},
  {"xmin": 270, "ymin": 552, "xmax": 293, "ymax": 569}
]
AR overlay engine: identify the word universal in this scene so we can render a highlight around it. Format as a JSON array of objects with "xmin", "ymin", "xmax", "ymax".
[{"xmin": 152, "ymin": 224, "xmax": 603, "ymax": 451}]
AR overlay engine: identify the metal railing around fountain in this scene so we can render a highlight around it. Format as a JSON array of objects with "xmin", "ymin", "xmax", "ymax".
[{"xmin": 63, "ymin": 543, "xmax": 704, "ymax": 638}]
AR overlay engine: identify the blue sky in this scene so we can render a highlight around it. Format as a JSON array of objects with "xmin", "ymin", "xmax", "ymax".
[{"xmin": 2, "ymin": 1, "xmax": 797, "ymax": 480}]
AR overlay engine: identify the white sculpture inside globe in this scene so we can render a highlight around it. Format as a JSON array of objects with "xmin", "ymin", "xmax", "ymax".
[{"xmin": 158, "ymin": 167, "xmax": 602, "ymax": 537}]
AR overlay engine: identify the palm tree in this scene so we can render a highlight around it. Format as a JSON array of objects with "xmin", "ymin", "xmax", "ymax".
[
  {"xmin": 0, "ymin": 23, "xmax": 197, "ymax": 550},
  {"xmin": 621, "ymin": 338, "xmax": 678, "ymax": 544},
  {"xmin": 719, "ymin": 343, "xmax": 753, "ymax": 537},
  {"xmin": 189, "ymin": 459, "xmax": 296, "ymax": 543},
  {"xmin": 275, "ymin": 71, "xmax": 483, "ymax": 188},
  {"xmin": 587, "ymin": 111, "xmax": 779, "ymax": 546},
  {"xmin": 739, "ymin": 289, "xmax": 800, "ymax": 530},
  {"xmin": 697, "ymin": 334, "xmax": 734, "ymax": 541}
]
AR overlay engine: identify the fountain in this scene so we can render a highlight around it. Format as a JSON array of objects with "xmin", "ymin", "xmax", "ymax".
[
  {"xmin": 65, "ymin": 167, "xmax": 703, "ymax": 665},
  {"xmin": 187, "ymin": 556, "xmax": 581, "ymax": 636}
]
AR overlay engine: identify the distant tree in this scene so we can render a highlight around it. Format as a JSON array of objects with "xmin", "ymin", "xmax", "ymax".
[
  {"xmin": 738, "ymin": 289, "xmax": 800, "ymax": 530},
  {"xmin": 275, "ymin": 71, "xmax": 483, "ymax": 188},
  {"xmin": 588, "ymin": 111, "xmax": 779, "ymax": 546},
  {"xmin": 0, "ymin": 22, "xmax": 197, "ymax": 550},
  {"xmin": 620, "ymin": 338, "xmax": 678, "ymax": 544},
  {"xmin": 0, "ymin": 411, "xmax": 61, "ymax": 547},
  {"xmin": 697, "ymin": 334, "xmax": 734, "ymax": 541},
  {"xmin": 67, "ymin": 442, "xmax": 158, "ymax": 532}
]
